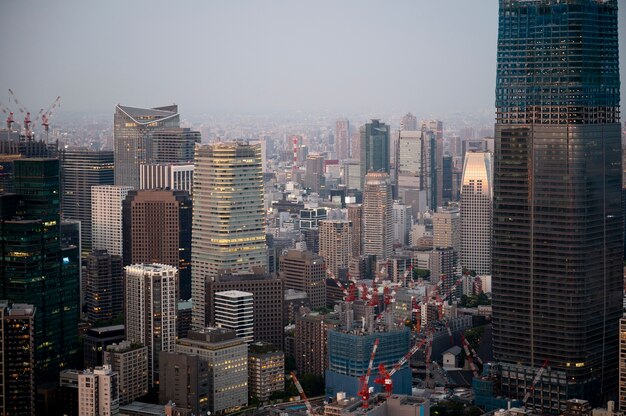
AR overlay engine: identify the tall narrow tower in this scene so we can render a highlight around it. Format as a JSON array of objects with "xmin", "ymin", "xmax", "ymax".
[
  {"xmin": 191, "ymin": 142, "xmax": 267, "ymax": 329},
  {"xmin": 492, "ymin": 0, "xmax": 622, "ymax": 411},
  {"xmin": 362, "ymin": 172, "xmax": 393, "ymax": 261}
]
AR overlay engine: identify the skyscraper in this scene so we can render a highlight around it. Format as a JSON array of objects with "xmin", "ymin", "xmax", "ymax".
[
  {"xmin": 335, "ymin": 119, "xmax": 350, "ymax": 160},
  {"xmin": 304, "ymin": 154, "xmax": 325, "ymax": 193},
  {"xmin": 319, "ymin": 220, "xmax": 352, "ymax": 281},
  {"xmin": 84, "ymin": 250, "xmax": 124, "ymax": 325},
  {"xmin": 91, "ymin": 185, "xmax": 133, "ymax": 257},
  {"xmin": 362, "ymin": 172, "xmax": 393, "ymax": 261},
  {"xmin": 122, "ymin": 189, "xmax": 192, "ymax": 299},
  {"xmin": 61, "ymin": 148, "xmax": 114, "ymax": 253},
  {"xmin": 400, "ymin": 112, "xmax": 418, "ymax": 131},
  {"xmin": 0, "ymin": 159, "xmax": 79, "ymax": 381},
  {"xmin": 279, "ymin": 249, "xmax": 327, "ymax": 309},
  {"xmin": 359, "ymin": 120, "xmax": 390, "ymax": 189},
  {"xmin": 146, "ymin": 128, "xmax": 200, "ymax": 164},
  {"xmin": 114, "ymin": 104, "xmax": 179, "ymax": 188},
  {"xmin": 191, "ymin": 142, "xmax": 267, "ymax": 329},
  {"xmin": 214, "ymin": 290, "xmax": 254, "ymax": 343},
  {"xmin": 492, "ymin": 0, "xmax": 622, "ymax": 411},
  {"xmin": 460, "ymin": 152, "xmax": 492, "ymax": 275},
  {"xmin": 125, "ymin": 263, "xmax": 177, "ymax": 386}
]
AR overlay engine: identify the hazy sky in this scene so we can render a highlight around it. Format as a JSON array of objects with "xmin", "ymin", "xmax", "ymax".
[{"xmin": 1, "ymin": 1, "xmax": 625, "ymax": 117}]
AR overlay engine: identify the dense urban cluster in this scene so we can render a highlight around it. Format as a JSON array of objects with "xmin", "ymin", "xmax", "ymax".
[{"xmin": 0, "ymin": 1, "xmax": 623, "ymax": 416}]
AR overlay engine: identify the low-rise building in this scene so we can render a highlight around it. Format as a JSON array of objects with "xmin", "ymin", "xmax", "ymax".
[{"xmin": 104, "ymin": 341, "xmax": 149, "ymax": 405}]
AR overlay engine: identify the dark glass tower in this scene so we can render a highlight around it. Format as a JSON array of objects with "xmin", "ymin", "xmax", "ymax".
[
  {"xmin": 359, "ymin": 120, "xmax": 390, "ymax": 189},
  {"xmin": 492, "ymin": 0, "xmax": 622, "ymax": 412}
]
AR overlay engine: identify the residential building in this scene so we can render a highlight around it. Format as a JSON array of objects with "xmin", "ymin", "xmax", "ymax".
[
  {"xmin": 78, "ymin": 365, "xmax": 120, "ymax": 416},
  {"xmin": 176, "ymin": 328, "xmax": 248, "ymax": 415},
  {"xmin": 346, "ymin": 204, "xmax": 362, "ymax": 258},
  {"xmin": 191, "ymin": 142, "xmax": 267, "ymax": 329},
  {"xmin": 279, "ymin": 250, "xmax": 326, "ymax": 309},
  {"xmin": 248, "ymin": 342, "xmax": 285, "ymax": 402},
  {"xmin": 0, "ymin": 302, "xmax": 35, "ymax": 416},
  {"xmin": 104, "ymin": 341, "xmax": 149, "ymax": 405},
  {"xmin": 125, "ymin": 264, "xmax": 177, "ymax": 386},
  {"xmin": 294, "ymin": 312, "xmax": 340, "ymax": 377},
  {"xmin": 114, "ymin": 104, "xmax": 179, "ymax": 188},
  {"xmin": 492, "ymin": 0, "xmax": 622, "ymax": 411},
  {"xmin": 362, "ymin": 172, "xmax": 393, "ymax": 261},
  {"xmin": 61, "ymin": 148, "xmax": 114, "ymax": 252},
  {"xmin": 460, "ymin": 152, "xmax": 492, "ymax": 275},
  {"xmin": 319, "ymin": 220, "xmax": 352, "ymax": 281},
  {"xmin": 122, "ymin": 189, "xmax": 192, "ymax": 299},
  {"xmin": 214, "ymin": 290, "xmax": 254, "ymax": 344},
  {"xmin": 92, "ymin": 185, "xmax": 133, "ymax": 257}
]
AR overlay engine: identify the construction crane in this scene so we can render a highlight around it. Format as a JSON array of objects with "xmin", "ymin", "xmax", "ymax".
[
  {"xmin": 8, "ymin": 89, "xmax": 33, "ymax": 140},
  {"xmin": 37, "ymin": 95, "xmax": 61, "ymax": 143},
  {"xmin": 290, "ymin": 372, "xmax": 314, "ymax": 416},
  {"xmin": 375, "ymin": 336, "xmax": 430, "ymax": 396},
  {"xmin": 461, "ymin": 335, "xmax": 480, "ymax": 378},
  {"xmin": 0, "ymin": 103, "xmax": 15, "ymax": 130},
  {"xmin": 358, "ymin": 338, "xmax": 380, "ymax": 409},
  {"xmin": 462, "ymin": 335, "xmax": 483, "ymax": 365},
  {"xmin": 522, "ymin": 360, "xmax": 549, "ymax": 406}
]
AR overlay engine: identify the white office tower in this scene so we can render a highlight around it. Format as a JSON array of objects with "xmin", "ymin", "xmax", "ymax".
[
  {"xmin": 460, "ymin": 152, "xmax": 492, "ymax": 275},
  {"xmin": 124, "ymin": 264, "xmax": 177, "ymax": 386},
  {"xmin": 139, "ymin": 163, "xmax": 194, "ymax": 194},
  {"xmin": 363, "ymin": 172, "xmax": 393, "ymax": 261},
  {"xmin": 214, "ymin": 290, "xmax": 254, "ymax": 343},
  {"xmin": 392, "ymin": 202, "xmax": 411, "ymax": 246},
  {"xmin": 91, "ymin": 185, "xmax": 133, "ymax": 256},
  {"xmin": 319, "ymin": 220, "xmax": 352, "ymax": 280},
  {"xmin": 78, "ymin": 365, "xmax": 120, "ymax": 416},
  {"xmin": 191, "ymin": 142, "xmax": 267, "ymax": 329}
]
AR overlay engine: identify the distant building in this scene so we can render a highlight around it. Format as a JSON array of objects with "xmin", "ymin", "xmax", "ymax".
[
  {"xmin": 248, "ymin": 342, "xmax": 285, "ymax": 401},
  {"xmin": 336, "ymin": 119, "xmax": 350, "ymax": 160},
  {"xmin": 215, "ymin": 290, "xmax": 254, "ymax": 344},
  {"xmin": 61, "ymin": 148, "xmax": 114, "ymax": 253},
  {"xmin": 125, "ymin": 264, "xmax": 177, "ymax": 386},
  {"xmin": 114, "ymin": 104, "xmax": 180, "ymax": 188},
  {"xmin": 304, "ymin": 154, "xmax": 325, "ymax": 193},
  {"xmin": 363, "ymin": 172, "xmax": 393, "ymax": 260},
  {"xmin": 359, "ymin": 120, "xmax": 390, "ymax": 189},
  {"xmin": 78, "ymin": 365, "xmax": 120, "ymax": 416},
  {"xmin": 346, "ymin": 204, "xmax": 362, "ymax": 258},
  {"xmin": 0, "ymin": 302, "xmax": 35, "ymax": 416},
  {"xmin": 104, "ymin": 341, "xmax": 149, "ymax": 405},
  {"xmin": 392, "ymin": 202, "xmax": 411, "ymax": 246},
  {"xmin": 176, "ymin": 328, "xmax": 248, "ymax": 414},
  {"xmin": 400, "ymin": 113, "xmax": 418, "ymax": 131},
  {"xmin": 92, "ymin": 185, "xmax": 133, "ymax": 256},
  {"xmin": 319, "ymin": 220, "xmax": 352, "ymax": 282},
  {"xmin": 279, "ymin": 250, "xmax": 326, "ymax": 310}
]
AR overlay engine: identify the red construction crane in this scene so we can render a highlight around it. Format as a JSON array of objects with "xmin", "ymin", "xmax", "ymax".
[
  {"xmin": 37, "ymin": 95, "xmax": 61, "ymax": 143},
  {"xmin": 375, "ymin": 336, "xmax": 430, "ymax": 396},
  {"xmin": 358, "ymin": 338, "xmax": 380, "ymax": 409},
  {"xmin": 522, "ymin": 360, "xmax": 549, "ymax": 405},
  {"xmin": 8, "ymin": 89, "xmax": 33, "ymax": 139},
  {"xmin": 445, "ymin": 321, "xmax": 454, "ymax": 346},
  {"xmin": 290, "ymin": 372, "xmax": 314, "ymax": 416},
  {"xmin": 461, "ymin": 335, "xmax": 479, "ymax": 378},
  {"xmin": 462, "ymin": 335, "xmax": 483, "ymax": 365},
  {"xmin": 326, "ymin": 269, "xmax": 350, "ymax": 299},
  {"xmin": 368, "ymin": 279, "xmax": 379, "ymax": 307},
  {"xmin": 0, "ymin": 103, "xmax": 14, "ymax": 129}
]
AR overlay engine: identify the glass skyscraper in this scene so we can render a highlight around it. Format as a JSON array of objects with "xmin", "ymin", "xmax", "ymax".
[
  {"xmin": 492, "ymin": 0, "xmax": 622, "ymax": 412},
  {"xmin": 359, "ymin": 120, "xmax": 390, "ymax": 190}
]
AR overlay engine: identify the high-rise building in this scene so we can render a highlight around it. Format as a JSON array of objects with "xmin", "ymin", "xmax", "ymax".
[
  {"xmin": 122, "ymin": 189, "xmax": 192, "ymax": 299},
  {"xmin": 146, "ymin": 128, "xmax": 200, "ymax": 164},
  {"xmin": 159, "ymin": 351, "xmax": 209, "ymax": 415},
  {"xmin": 492, "ymin": 0, "xmax": 622, "ymax": 411},
  {"xmin": 0, "ymin": 159, "xmax": 79, "ymax": 381},
  {"xmin": 205, "ymin": 273, "xmax": 284, "ymax": 349},
  {"xmin": 346, "ymin": 204, "xmax": 362, "ymax": 258},
  {"xmin": 214, "ymin": 290, "xmax": 254, "ymax": 344},
  {"xmin": 294, "ymin": 312, "xmax": 340, "ymax": 377},
  {"xmin": 304, "ymin": 154, "xmax": 325, "ymax": 193},
  {"xmin": 460, "ymin": 152, "xmax": 492, "ymax": 275},
  {"xmin": 191, "ymin": 142, "xmax": 267, "ymax": 329},
  {"xmin": 392, "ymin": 202, "xmax": 411, "ymax": 247},
  {"xmin": 176, "ymin": 328, "xmax": 248, "ymax": 415},
  {"xmin": 84, "ymin": 250, "xmax": 124, "ymax": 325},
  {"xmin": 336, "ymin": 119, "xmax": 350, "ymax": 160},
  {"xmin": 104, "ymin": 341, "xmax": 149, "ymax": 405},
  {"xmin": 319, "ymin": 220, "xmax": 352, "ymax": 281},
  {"xmin": 619, "ymin": 315, "xmax": 626, "ymax": 411},
  {"xmin": 83, "ymin": 325, "xmax": 125, "ymax": 370},
  {"xmin": 400, "ymin": 112, "xmax": 418, "ymax": 131},
  {"xmin": 0, "ymin": 302, "xmax": 35, "ymax": 416},
  {"xmin": 362, "ymin": 172, "xmax": 393, "ymax": 261},
  {"xmin": 124, "ymin": 263, "xmax": 177, "ymax": 386},
  {"xmin": 248, "ymin": 342, "xmax": 285, "ymax": 402},
  {"xmin": 113, "ymin": 104, "xmax": 179, "ymax": 188},
  {"xmin": 359, "ymin": 120, "xmax": 390, "ymax": 189},
  {"xmin": 432, "ymin": 206, "xmax": 460, "ymax": 255},
  {"xmin": 91, "ymin": 185, "xmax": 133, "ymax": 257},
  {"xmin": 279, "ymin": 250, "xmax": 326, "ymax": 309},
  {"xmin": 78, "ymin": 365, "xmax": 120, "ymax": 416},
  {"xmin": 61, "ymin": 148, "xmax": 114, "ymax": 253},
  {"xmin": 139, "ymin": 163, "xmax": 194, "ymax": 194}
]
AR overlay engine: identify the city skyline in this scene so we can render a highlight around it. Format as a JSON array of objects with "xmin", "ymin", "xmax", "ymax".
[{"xmin": 1, "ymin": 1, "xmax": 625, "ymax": 117}]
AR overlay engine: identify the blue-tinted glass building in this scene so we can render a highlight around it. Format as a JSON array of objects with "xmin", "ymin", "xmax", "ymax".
[
  {"xmin": 325, "ymin": 329, "xmax": 412, "ymax": 399},
  {"xmin": 492, "ymin": 0, "xmax": 621, "ymax": 413}
]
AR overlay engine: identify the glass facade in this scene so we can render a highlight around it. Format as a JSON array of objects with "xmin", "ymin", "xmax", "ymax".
[
  {"xmin": 492, "ymin": 0, "xmax": 622, "ymax": 412},
  {"xmin": 359, "ymin": 120, "xmax": 390, "ymax": 190}
]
